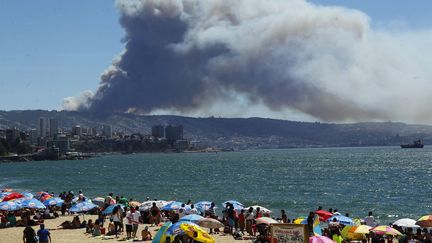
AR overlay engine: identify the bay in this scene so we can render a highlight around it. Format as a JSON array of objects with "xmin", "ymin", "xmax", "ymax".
[{"xmin": 1, "ymin": 146, "xmax": 432, "ymax": 224}]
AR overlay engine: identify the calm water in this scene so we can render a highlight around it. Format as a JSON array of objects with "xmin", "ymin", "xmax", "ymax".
[{"xmin": 1, "ymin": 147, "xmax": 432, "ymax": 224}]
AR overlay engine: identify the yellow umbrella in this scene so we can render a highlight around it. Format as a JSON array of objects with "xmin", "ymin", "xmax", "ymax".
[
  {"xmin": 354, "ymin": 225, "xmax": 371, "ymax": 234},
  {"xmin": 294, "ymin": 218, "xmax": 305, "ymax": 224},
  {"xmin": 341, "ymin": 226, "xmax": 366, "ymax": 240},
  {"xmin": 180, "ymin": 223, "xmax": 215, "ymax": 243}
]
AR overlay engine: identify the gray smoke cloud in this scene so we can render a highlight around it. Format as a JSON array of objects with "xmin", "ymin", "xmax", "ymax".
[{"xmin": 63, "ymin": 0, "xmax": 432, "ymax": 123}]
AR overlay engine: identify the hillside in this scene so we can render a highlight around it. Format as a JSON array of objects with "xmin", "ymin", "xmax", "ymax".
[{"xmin": 1, "ymin": 110, "xmax": 432, "ymax": 149}]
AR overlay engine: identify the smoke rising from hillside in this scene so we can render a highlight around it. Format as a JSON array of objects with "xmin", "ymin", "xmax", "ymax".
[{"xmin": 63, "ymin": 0, "xmax": 432, "ymax": 122}]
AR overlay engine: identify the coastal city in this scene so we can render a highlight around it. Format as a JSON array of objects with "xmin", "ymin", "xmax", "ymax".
[{"xmin": 0, "ymin": 117, "xmax": 190, "ymax": 161}]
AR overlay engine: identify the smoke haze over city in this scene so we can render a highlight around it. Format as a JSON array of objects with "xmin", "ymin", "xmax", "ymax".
[{"xmin": 62, "ymin": 0, "xmax": 432, "ymax": 123}]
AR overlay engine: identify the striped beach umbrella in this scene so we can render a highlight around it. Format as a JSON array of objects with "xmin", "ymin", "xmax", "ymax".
[
  {"xmin": 370, "ymin": 225, "xmax": 402, "ymax": 236},
  {"xmin": 416, "ymin": 215, "xmax": 432, "ymax": 227}
]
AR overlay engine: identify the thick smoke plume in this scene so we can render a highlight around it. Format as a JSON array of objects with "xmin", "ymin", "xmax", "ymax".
[{"xmin": 64, "ymin": 0, "xmax": 432, "ymax": 123}]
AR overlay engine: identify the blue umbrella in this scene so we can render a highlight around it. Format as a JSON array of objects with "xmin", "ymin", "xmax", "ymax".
[
  {"xmin": 327, "ymin": 215, "xmax": 354, "ymax": 225},
  {"xmin": 161, "ymin": 201, "xmax": 184, "ymax": 211},
  {"xmin": 102, "ymin": 204, "xmax": 124, "ymax": 215},
  {"xmin": 179, "ymin": 214, "xmax": 204, "ymax": 223},
  {"xmin": 0, "ymin": 200, "xmax": 21, "ymax": 211},
  {"xmin": 21, "ymin": 199, "xmax": 46, "ymax": 209},
  {"xmin": 222, "ymin": 200, "xmax": 245, "ymax": 210},
  {"xmin": 43, "ymin": 197, "xmax": 64, "ymax": 207},
  {"xmin": 152, "ymin": 222, "xmax": 172, "ymax": 243},
  {"xmin": 69, "ymin": 201, "xmax": 97, "ymax": 213},
  {"xmin": 22, "ymin": 192, "xmax": 34, "ymax": 200},
  {"xmin": 194, "ymin": 201, "xmax": 215, "ymax": 213}
]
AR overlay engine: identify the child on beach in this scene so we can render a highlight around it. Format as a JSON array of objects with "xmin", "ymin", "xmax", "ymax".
[{"xmin": 238, "ymin": 209, "xmax": 245, "ymax": 234}]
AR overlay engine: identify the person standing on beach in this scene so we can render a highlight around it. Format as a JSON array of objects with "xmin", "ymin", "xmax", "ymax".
[
  {"xmin": 125, "ymin": 207, "xmax": 133, "ymax": 239},
  {"xmin": 281, "ymin": 210, "xmax": 288, "ymax": 223},
  {"xmin": 245, "ymin": 207, "xmax": 255, "ymax": 236},
  {"xmin": 132, "ymin": 206, "xmax": 141, "ymax": 239},
  {"xmin": 364, "ymin": 211, "xmax": 376, "ymax": 227},
  {"xmin": 37, "ymin": 224, "xmax": 51, "ymax": 243},
  {"xmin": 238, "ymin": 209, "xmax": 245, "ymax": 234},
  {"xmin": 112, "ymin": 205, "xmax": 121, "ymax": 238},
  {"xmin": 150, "ymin": 202, "xmax": 161, "ymax": 226},
  {"xmin": 307, "ymin": 212, "xmax": 315, "ymax": 237},
  {"xmin": 104, "ymin": 193, "xmax": 113, "ymax": 209},
  {"xmin": 23, "ymin": 226, "xmax": 37, "ymax": 243}
]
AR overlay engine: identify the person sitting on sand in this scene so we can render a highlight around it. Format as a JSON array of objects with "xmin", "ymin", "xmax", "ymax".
[
  {"xmin": 85, "ymin": 219, "xmax": 94, "ymax": 234},
  {"xmin": 59, "ymin": 216, "xmax": 81, "ymax": 229},
  {"xmin": 106, "ymin": 218, "xmax": 116, "ymax": 236},
  {"xmin": 93, "ymin": 220, "xmax": 101, "ymax": 237},
  {"xmin": 142, "ymin": 226, "xmax": 152, "ymax": 241}
]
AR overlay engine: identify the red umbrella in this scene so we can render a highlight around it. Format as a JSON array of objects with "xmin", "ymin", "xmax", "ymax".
[
  {"xmin": 2, "ymin": 192, "xmax": 24, "ymax": 201},
  {"xmin": 315, "ymin": 210, "xmax": 333, "ymax": 222}
]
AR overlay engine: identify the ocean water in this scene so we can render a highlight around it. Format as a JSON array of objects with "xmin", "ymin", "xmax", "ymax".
[{"xmin": 1, "ymin": 147, "xmax": 432, "ymax": 224}]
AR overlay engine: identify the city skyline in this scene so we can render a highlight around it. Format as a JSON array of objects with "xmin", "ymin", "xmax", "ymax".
[{"xmin": 1, "ymin": 1, "xmax": 432, "ymax": 123}]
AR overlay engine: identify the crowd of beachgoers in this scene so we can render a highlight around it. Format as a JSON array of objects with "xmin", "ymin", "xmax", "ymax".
[{"xmin": 1, "ymin": 189, "xmax": 432, "ymax": 243}]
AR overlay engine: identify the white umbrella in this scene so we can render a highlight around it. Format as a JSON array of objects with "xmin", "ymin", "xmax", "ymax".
[
  {"xmin": 245, "ymin": 205, "xmax": 272, "ymax": 214},
  {"xmin": 197, "ymin": 218, "xmax": 224, "ymax": 229},
  {"xmin": 393, "ymin": 218, "xmax": 419, "ymax": 228},
  {"xmin": 139, "ymin": 200, "xmax": 170, "ymax": 211},
  {"xmin": 255, "ymin": 217, "xmax": 278, "ymax": 225}
]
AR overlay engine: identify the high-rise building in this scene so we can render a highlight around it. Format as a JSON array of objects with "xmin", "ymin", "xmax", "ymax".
[
  {"xmin": 91, "ymin": 127, "xmax": 97, "ymax": 137},
  {"xmin": 49, "ymin": 118, "xmax": 58, "ymax": 138},
  {"xmin": 165, "ymin": 125, "xmax": 183, "ymax": 144},
  {"xmin": 29, "ymin": 129, "xmax": 38, "ymax": 145},
  {"xmin": 6, "ymin": 128, "xmax": 20, "ymax": 144},
  {"xmin": 72, "ymin": 125, "xmax": 82, "ymax": 137},
  {"xmin": 39, "ymin": 117, "xmax": 47, "ymax": 138},
  {"xmin": 152, "ymin": 125, "xmax": 165, "ymax": 138},
  {"xmin": 103, "ymin": 125, "xmax": 112, "ymax": 139}
]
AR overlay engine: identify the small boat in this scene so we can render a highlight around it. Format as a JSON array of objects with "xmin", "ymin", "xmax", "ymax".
[{"xmin": 401, "ymin": 139, "xmax": 424, "ymax": 148}]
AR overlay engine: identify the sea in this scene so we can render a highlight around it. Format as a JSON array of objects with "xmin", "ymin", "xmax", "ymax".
[{"xmin": 1, "ymin": 146, "xmax": 432, "ymax": 224}]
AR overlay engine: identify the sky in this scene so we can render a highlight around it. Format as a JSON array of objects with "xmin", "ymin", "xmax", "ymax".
[{"xmin": 0, "ymin": 0, "xmax": 431, "ymax": 117}]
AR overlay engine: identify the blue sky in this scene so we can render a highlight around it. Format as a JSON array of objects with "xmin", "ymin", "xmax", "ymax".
[{"xmin": 0, "ymin": 0, "xmax": 431, "ymax": 110}]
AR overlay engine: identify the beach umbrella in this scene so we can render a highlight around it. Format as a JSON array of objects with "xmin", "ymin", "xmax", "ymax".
[
  {"xmin": 245, "ymin": 205, "xmax": 272, "ymax": 214},
  {"xmin": 327, "ymin": 215, "xmax": 354, "ymax": 226},
  {"xmin": 315, "ymin": 210, "xmax": 333, "ymax": 222},
  {"xmin": 92, "ymin": 197, "xmax": 105, "ymax": 207},
  {"xmin": 152, "ymin": 222, "xmax": 172, "ymax": 243},
  {"xmin": 341, "ymin": 226, "xmax": 366, "ymax": 240},
  {"xmin": 161, "ymin": 201, "xmax": 184, "ymax": 211},
  {"xmin": 22, "ymin": 192, "xmax": 34, "ymax": 200},
  {"xmin": 102, "ymin": 204, "xmax": 124, "ymax": 215},
  {"xmin": 197, "ymin": 218, "xmax": 224, "ymax": 229},
  {"xmin": 255, "ymin": 216, "xmax": 278, "ymax": 225},
  {"xmin": 370, "ymin": 225, "xmax": 402, "ymax": 236},
  {"xmin": 0, "ymin": 200, "xmax": 21, "ymax": 211},
  {"xmin": 129, "ymin": 201, "xmax": 141, "ymax": 208},
  {"xmin": 166, "ymin": 222, "xmax": 199, "ymax": 236},
  {"xmin": 69, "ymin": 201, "xmax": 97, "ymax": 213},
  {"xmin": 393, "ymin": 218, "xmax": 418, "ymax": 228},
  {"xmin": 416, "ymin": 215, "xmax": 432, "ymax": 227},
  {"xmin": 21, "ymin": 198, "xmax": 46, "ymax": 209},
  {"xmin": 310, "ymin": 236, "xmax": 335, "ymax": 243},
  {"xmin": 180, "ymin": 214, "xmax": 204, "ymax": 223},
  {"xmin": 354, "ymin": 225, "xmax": 372, "ymax": 234},
  {"xmin": 140, "ymin": 200, "xmax": 171, "ymax": 211},
  {"xmin": 43, "ymin": 197, "xmax": 64, "ymax": 207},
  {"xmin": 194, "ymin": 201, "xmax": 215, "ymax": 213},
  {"xmin": 180, "ymin": 222, "xmax": 215, "ymax": 243},
  {"xmin": 222, "ymin": 200, "xmax": 244, "ymax": 211},
  {"xmin": 2, "ymin": 192, "xmax": 24, "ymax": 202}
]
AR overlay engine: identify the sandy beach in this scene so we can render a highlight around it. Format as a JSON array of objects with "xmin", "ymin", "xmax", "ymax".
[{"xmin": 0, "ymin": 215, "xmax": 248, "ymax": 243}]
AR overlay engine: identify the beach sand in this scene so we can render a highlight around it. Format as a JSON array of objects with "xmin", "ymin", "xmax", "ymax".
[{"xmin": 0, "ymin": 215, "xmax": 249, "ymax": 243}]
